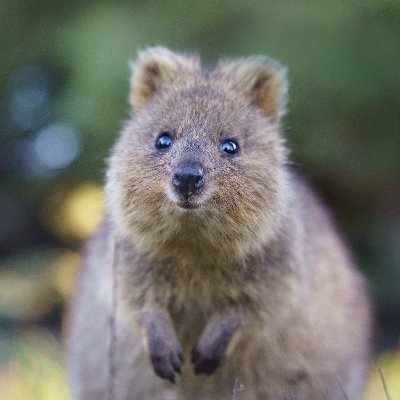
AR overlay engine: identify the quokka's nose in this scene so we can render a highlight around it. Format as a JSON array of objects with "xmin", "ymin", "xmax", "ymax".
[{"xmin": 172, "ymin": 163, "xmax": 204, "ymax": 199}]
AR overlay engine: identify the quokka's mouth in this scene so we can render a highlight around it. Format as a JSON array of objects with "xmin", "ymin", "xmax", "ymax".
[
  {"xmin": 166, "ymin": 185, "xmax": 210, "ymax": 211},
  {"xmin": 176, "ymin": 198, "xmax": 201, "ymax": 209}
]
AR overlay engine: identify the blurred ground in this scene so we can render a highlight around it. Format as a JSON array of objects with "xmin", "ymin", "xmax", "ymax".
[{"xmin": 0, "ymin": 1, "xmax": 399, "ymax": 398}]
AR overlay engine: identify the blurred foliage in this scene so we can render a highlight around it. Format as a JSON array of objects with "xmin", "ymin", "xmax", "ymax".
[
  {"xmin": 364, "ymin": 349, "xmax": 400, "ymax": 400},
  {"xmin": 0, "ymin": 329, "xmax": 71, "ymax": 400},
  {"xmin": 0, "ymin": 249, "xmax": 81, "ymax": 322},
  {"xmin": 0, "ymin": 0, "xmax": 399, "ymax": 398}
]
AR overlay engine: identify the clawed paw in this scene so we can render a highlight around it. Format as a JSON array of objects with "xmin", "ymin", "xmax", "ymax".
[
  {"xmin": 150, "ymin": 346, "xmax": 184, "ymax": 383},
  {"xmin": 191, "ymin": 347, "xmax": 222, "ymax": 375}
]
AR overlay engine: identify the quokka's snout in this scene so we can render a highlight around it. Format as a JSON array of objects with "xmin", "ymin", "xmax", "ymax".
[{"xmin": 172, "ymin": 161, "xmax": 205, "ymax": 200}]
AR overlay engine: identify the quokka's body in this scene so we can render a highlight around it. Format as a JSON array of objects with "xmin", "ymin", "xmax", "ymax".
[{"xmin": 68, "ymin": 47, "xmax": 372, "ymax": 400}]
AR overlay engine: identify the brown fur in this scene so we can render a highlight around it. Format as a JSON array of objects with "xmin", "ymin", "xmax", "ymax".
[{"xmin": 67, "ymin": 47, "xmax": 372, "ymax": 400}]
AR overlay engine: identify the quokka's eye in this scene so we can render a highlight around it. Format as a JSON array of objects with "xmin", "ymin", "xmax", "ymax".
[
  {"xmin": 155, "ymin": 132, "xmax": 173, "ymax": 151},
  {"xmin": 220, "ymin": 139, "xmax": 239, "ymax": 156}
]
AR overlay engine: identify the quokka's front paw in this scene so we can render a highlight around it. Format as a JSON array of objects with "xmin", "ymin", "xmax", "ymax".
[
  {"xmin": 191, "ymin": 313, "xmax": 240, "ymax": 375},
  {"xmin": 191, "ymin": 346, "xmax": 223, "ymax": 375},
  {"xmin": 149, "ymin": 341, "xmax": 184, "ymax": 383},
  {"xmin": 142, "ymin": 310, "xmax": 184, "ymax": 383}
]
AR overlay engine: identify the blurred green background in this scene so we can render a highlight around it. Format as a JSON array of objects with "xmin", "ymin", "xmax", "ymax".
[{"xmin": 0, "ymin": 1, "xmax": 399, "ymax": 399}]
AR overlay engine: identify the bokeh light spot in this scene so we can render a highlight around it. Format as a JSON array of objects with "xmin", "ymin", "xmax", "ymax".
[
  {"xmin": 40, "ymin": 182, "xmax": 105, "ymax": 243},
  {"xmin": 8, "ymin": 65, "xmax": 53, "ymax": 132},
  {"xmin": 33, "ymin": 123, "xmax": 81, "ymax": 170}
]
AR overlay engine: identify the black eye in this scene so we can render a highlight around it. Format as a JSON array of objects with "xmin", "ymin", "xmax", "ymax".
[
  {"xmin": 220, "ymin": 139, "xmax": 239, "ymax": 156},
  {"xmin": 155, "ymin": 132, "xmax": 173, "ymax": 151}
]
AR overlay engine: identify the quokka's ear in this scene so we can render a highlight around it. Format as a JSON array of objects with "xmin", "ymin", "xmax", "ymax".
[
  {"xmin": 130, "ymin": 46, "xmax": 200, "ymax": 110},
  {"xmin": 217, "ymin": 56, "xmax": 288, "ymax": 120}
]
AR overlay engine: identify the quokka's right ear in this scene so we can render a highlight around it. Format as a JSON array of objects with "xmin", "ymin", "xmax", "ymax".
[
  {"xmin": 216, "ymin": 55, "xmax": 288, "ymax": 120},
  {"xmin": 130, "ymin": 46, "xmax": 200, "ymax": 110}
]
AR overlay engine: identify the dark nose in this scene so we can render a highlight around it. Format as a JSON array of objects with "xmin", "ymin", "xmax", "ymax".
[{"xmin": 172, "ymin": 163, "xmax": 204, "ymax": 199}]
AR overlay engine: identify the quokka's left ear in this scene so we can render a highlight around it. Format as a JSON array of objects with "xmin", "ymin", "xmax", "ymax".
[
  {"xmin": 129, "ymin": 46, "xmax": 200, "ymax": 111},
  {"xmin": 216, "ymin": 55, "xmax": 288, "ymax": 120}
]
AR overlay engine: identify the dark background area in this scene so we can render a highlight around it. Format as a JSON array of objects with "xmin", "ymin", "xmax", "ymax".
[{"xmin": 0, "ymin": 1, "xmax": 399, "ymax": 398}]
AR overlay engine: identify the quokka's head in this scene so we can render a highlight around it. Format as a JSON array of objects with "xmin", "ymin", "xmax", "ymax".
[{"xmin": 107, "ymin": 47, "xmax": 289, "ymax": 255}]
